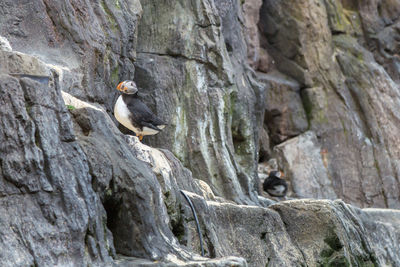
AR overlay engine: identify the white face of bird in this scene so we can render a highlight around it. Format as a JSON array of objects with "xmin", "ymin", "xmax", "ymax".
[{"xmin": 117, "ymin": 80, "xmax": 138, "ymax": 94}]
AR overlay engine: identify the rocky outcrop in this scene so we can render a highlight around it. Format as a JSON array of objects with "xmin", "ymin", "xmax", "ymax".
[
  {"xmin": 0, "ymin": 52, "xmax": 113, "ymax": 266},
  {"xmin": 62, "ymin": 92, "xmax": 400, "ymax": 266},
  {"xmin": 258, "ymin": 0, "xmax": 400, "ymax": 208},
  {"xmin": 274, "ymin": 131, "xmax": 337, "ymax": 199},
  {"xmin": 272, "ymin": 200, "xmax": 400, "ymax": 266},
  {"xmin": 1, "ymin": 0, "xmax": 400, "ymax": 266},
  {"xmin": 134, "ymin": 0, "xmax": 265, "ymax": 204},
  {"xmin": 0, "ymin": 44, "xmax": 248, "ymax": 265},
  {"xmin": 0, "ymin": 0, "xmax": 142, "ymax": 111},
  {"xmin": 260, "ymin": 71, "xmax": 308, "ymax": 144}
]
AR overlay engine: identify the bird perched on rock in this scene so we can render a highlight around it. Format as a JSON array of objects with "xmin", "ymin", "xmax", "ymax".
[
  {"xmin": 114, "ymin": 80, "xmax": 166, "ymax": 141},
  {"xmin": 263, "ymin": 170, "xmax": 288, "ymax": 197}
]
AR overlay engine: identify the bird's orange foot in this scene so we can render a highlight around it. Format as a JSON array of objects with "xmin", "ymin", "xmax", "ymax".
[{"xmin": 139, "ymin": 135, "xmax": 143, "ymax": 141}]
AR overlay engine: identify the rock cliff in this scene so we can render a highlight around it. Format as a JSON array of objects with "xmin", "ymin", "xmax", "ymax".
[
  {"xmin": 258, "ymin": 0, "xmax": 400, "ymax": 208},
  {"xmin": 0, "ymin": 0, "xmax": 400, "ymax": 266}
]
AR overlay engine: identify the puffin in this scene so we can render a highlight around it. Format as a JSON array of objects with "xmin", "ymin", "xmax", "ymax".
[
  {"xmin": 263, "ymin": 170, "xmax": 288, "ymax": 197},
  {"xmin": 114, "ymin": 80, "xmax": 167, "ymax": 141}
]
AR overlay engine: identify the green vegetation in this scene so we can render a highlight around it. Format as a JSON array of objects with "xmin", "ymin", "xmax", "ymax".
[
  {"xmin": 111, "ymin": 65, "xmax": 119, "ymax": 85},
  {"xmin": 115, "ymin": 0, "xmax": 121, "ymax": 9},
  {"xmin": 318, "ymin": 234, "xmax": 348, "ymax": 267},
  {"xmin": 66, "ymin": 104, "xmax": 76, "ymax": 110},
  {"xmin": 164, "ymin": 191, "xmax": 185, "ymax": 242},
  {"xmin": 101, "ymin": 0, "xmax": 119, "ymax": 34}
]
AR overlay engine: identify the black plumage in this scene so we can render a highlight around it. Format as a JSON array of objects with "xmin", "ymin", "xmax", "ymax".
[
  {"xmin": 122, "ymin": 94, "xmax": 166, "ymax": 131},
  {"xmin": 263, "ymin": 171, "xmax": 288, "ymax": 197}
]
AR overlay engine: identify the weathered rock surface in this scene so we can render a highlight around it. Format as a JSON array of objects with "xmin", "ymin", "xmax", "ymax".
[
  {"xmin": 0, "ymin": 36, "xmax": 12, "ymax": 51},
  {"xmin": 0, "ymin": 0, "xmax": 142, "ymax": 110},
  {"xmin": 259, "ymin": 0, "xmax": 400, "ymax": 208},
  {"xmin": 260, "ymin": 71, "xmax": 308, "ymax": 144},
  {"xmin": 272, "ymin": 199, "xmax": 400, "ymax": 266},
  {"xmin": 70, "ymin": 96, "xmax": 400, "ymax": 266},
  {"xmin": 242, "ymin": 0, "xmax": 263, "ymax": 69},
  {"xmin": 0, "ymin": 55, "xmax": 113, "ymax": 266},
  {"xmin": 63, "ymin": 91, "xmax": 250, "ymax": 266},
  {"xmin": 134, "ymin": 0, "xmax": 265, "ymax": 204},
  {"xmin": 1, "ymin": 0, "xmax": 400, "ymax": 266},
  {"xmin": 116, "ymin": 255, "xmax": 248, "ymax": 267},
  {"xmin": 274, "ymin": 131, "xmax": 337, "ymax": 199}
]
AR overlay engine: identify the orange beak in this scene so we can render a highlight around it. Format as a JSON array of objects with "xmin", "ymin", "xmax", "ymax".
[
  {"xmin": 117, "ymin": 82, "xmax": 124, "ymax": 91},
  {"xmin": 280, "ymin": 171, "xmax": 285, "ymax": 178}
]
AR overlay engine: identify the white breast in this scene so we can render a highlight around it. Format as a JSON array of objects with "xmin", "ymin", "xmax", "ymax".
[
  {"xmin": 114, "ymin": 95, "xmax": 141, "ymax": 133},
  {"xmin": 114, "ymin": 95, "xmax": 162, "ymax": 136},
  {"xmin": 268, "ymin": 185, "xmax": 286, "ymax": 195}
]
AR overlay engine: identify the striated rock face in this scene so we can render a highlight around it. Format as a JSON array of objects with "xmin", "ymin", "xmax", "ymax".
[
  {"xmin": 272, "ymin": 199, "xmax": 400, "ymax": 266},
  {"xmin": 63, "ymin": 91, "xmax": 400, "ymax": 266},
  {"xmin": 134, "ymin": 0, "xmax": 264, "ymax": 204},
  {"xmin": 259, "ymin": 0, "xmax": 400, "ymax": 208},
  {"xmin": 0, "ymin": 54, "xmax": 113, "ymax": 266},
  {"xmin": 0, "ymin": 0, "xmax": 142, "ymax": 110},
  {"xmin": 1, "ymin": 0, "xmax": 400, "ymax": 266}
]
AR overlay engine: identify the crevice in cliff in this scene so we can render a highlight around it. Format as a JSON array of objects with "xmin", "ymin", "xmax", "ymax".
[
  {"xmin": 136, "ymin": 51, "xmax": 219, "ymax": 73},
  {"xmin": 137, "ymin": 50, "xmax": 205, "ymax": 63},
  {"xmin": 194, "ymin": 23, "xmax": 214, "ymax": 29},
  {"xmin": 331, "ymin": 30, "xmax": 346, "ymax": 35},
  {"xmin": 102, "ymin": 179, "xmax": 121, "ymax": 239},
  {"xmin": 202, "ymin": 230, "xmax": 216, "ymax": 259},
  {"xmin": 164, "ymin": 191, "xmax": 186, "ymax": 244},
  {"xmin": 299, "ymin": 86, "xmax": 312, "ymax": 131}
]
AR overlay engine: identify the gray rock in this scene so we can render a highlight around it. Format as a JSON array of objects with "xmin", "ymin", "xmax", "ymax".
[
  {"xmin": 0, "ymin": 50, "xmax": 51, "ymax": 77},
  {"xmin": 357, "ymin": 208, "xmax": 400, "ymax": 264},
  {"xmin": 0, "ymin": 0, "xmax": 142, "ymax": 110},
  {"xmin": 64, "ymin": 92, "xmax": 187, "ymax": 260},
  {"xmin": 134, "ymin": 0, "xmax": 265, "ymax": 204},
  {"xmin": 259, "ymin": 0, "xmax": 400, "ymax": 208},
  {"xmin": 115, "ymin": 255, "xmax": 248, "ymax": 267},
  {"xmin": 64, "ymin": 92, "xmax": 249, "ymax": 266},
  {"xmin": 186, "ymin": 193, "xmax": 305, "ymax": 266},
  {"xmin": 271, "ymin": 199, "xmax": 400, "ymax": 266},
  {"xmin": 0, "ymin": 68, "xmax": 113, "ymax": 265},
  {"xmin": 66, "ymin": 91, "xmax": 400, "ymax": 266},
  {"xmin": 1, "ymin": 0, "xmax": 400, "ymax": 266},
  {"xmin": 242, "ymin": 0, "xmax": 263, "ymax": 69},
  {"xmin": 260, "ymin": 71, "xmax": 308, "ymax": 144},
  {"xmin": 274, "ymin": 131, "xmax": 337, "ymax": 199},
  {"xmin": 258, "ymin": 124, "xmax": 271, "ymax": 161}
]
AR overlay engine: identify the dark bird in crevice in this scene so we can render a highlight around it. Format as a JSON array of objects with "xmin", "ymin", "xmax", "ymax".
[
  {"xmin": 263, "ymin": 170, "xmax": 288, "ymax": 197},
  {"xmin": 114, "ymin": 80, "xmax": 167, "ymax": 141}
]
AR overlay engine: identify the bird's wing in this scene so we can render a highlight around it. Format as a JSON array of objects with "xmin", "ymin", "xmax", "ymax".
[
  {"xmin": 263, "ymin": 178, "xmax": 273, "ymax": 191},
  {"xmin": 126, "ymin": 98, "xmax": 166, "ymax": 128}
]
